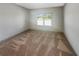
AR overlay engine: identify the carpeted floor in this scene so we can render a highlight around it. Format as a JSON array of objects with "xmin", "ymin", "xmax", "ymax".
[{"xmin": 0, "ymin": 30, "xmax": 75, "ymax": 56}]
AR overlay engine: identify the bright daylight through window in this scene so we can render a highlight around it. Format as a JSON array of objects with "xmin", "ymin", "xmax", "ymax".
[{"xmin": 37, "ymin": 14, "xmax": 52, "ymax": 26}]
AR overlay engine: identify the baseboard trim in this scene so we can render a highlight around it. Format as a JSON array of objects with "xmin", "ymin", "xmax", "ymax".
[{"xmin": 0, "ymin": 29, "xmax": 30, "ymax": 45}]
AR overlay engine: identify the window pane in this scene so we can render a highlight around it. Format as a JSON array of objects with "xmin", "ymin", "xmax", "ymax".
[
  {"xmin": 37, "ymin": 18, "xmax": 43, "ymax": 25},
  {"xmin": 45, "ymin": 19, "xmax": 51, "ymax": 26}
]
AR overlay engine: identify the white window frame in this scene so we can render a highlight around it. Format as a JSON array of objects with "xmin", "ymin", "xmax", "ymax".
[{"xmin": 37, "ymin": 14, "xmax": 52, "ymax": 26}]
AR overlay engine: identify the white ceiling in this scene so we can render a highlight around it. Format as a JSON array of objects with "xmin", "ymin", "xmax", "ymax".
[{"xmin": 16, "ymin": 3, "xmax": 64, "ymax": 9}]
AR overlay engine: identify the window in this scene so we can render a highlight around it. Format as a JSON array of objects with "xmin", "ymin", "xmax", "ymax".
[
  {"xmin": 45, "ymin": 19, "xmax": 51, "ymax": 26},
  {"xmin": 37, "ymin": 18, "xmax": 43, "ymax": 25},
  {"xmin": 37, "ymin": 14, "xmax": 52, "ymax": 26}
]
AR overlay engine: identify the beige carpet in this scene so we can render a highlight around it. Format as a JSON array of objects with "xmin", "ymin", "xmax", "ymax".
[{"xmin": 0, "ymin": 30, "xmax": 75, "ymax": 56}]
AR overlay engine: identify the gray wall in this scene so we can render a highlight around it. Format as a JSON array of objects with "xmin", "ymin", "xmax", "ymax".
[
  {"xmin": 64, "ymin": 3, "xmax": 79, "ymax": 55},
  {"xmin": 0, "ymin": 4, "xmax": 29, "ymax": 42},
  {"xmin": 30, "ymin": 7, "xmax": 64, "ymax": 32}
]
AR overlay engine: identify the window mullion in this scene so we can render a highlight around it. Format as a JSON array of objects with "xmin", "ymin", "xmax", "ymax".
[{"xmin": 43, "ymin": 19, "xmax": 45, "ymax": 26}]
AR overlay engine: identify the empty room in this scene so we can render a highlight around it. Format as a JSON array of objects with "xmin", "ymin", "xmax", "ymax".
[{"xmin": 0, "ymin": 3, "xmax": 79, "ymax": 56}]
